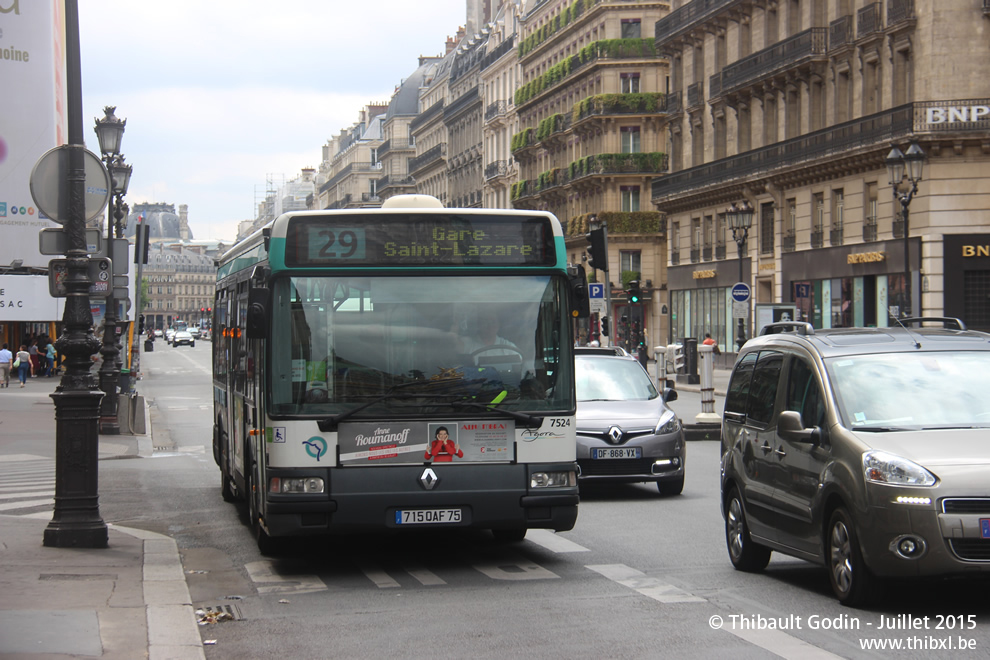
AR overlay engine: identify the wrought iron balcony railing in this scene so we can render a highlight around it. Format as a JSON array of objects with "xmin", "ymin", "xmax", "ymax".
[
  {"xmin": 782, "ymin": 230, "xmax": 796, "ymax": 252},
  {"xmin": 888, "ymin": 0, "xmax": 915, "ymax": 26},
  {"xmin": 408, "ymin": 143, "xmax": 446, "ymax": 173},
  {"xmin": 857, "ymin": 3, "xmax": 882, "ymax": 38},
  {"xmin": 830, "ymin": 225, "xmax": 844, "ymax": 246},
  {"xmin": 719, "ymin": 28, "xmax": 827, "ymax": 98},
  {"xmin": 811, "ymin": 230, "xmax": 824, "ymax": 249},
  {"xmin": 829, "ymin": 15, "xmax": 853, "ymax": 48}
]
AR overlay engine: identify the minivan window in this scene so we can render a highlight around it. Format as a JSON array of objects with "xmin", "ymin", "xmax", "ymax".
[
  {"xmin": 725, "ymin": 352, "xmax": 758, "ymax": 415},
  {"xmin": 746, "ymin": 351, "xmax": 783, "ymax": 425},
  {"xmin": 785, "ymin": 357, "xmax": 826, "ymax": 429}
]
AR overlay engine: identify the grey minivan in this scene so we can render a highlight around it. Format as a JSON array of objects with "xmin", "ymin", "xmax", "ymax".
[{"xmin": 720, "ymin": 318, "xmax": 990, "ymax": 606}]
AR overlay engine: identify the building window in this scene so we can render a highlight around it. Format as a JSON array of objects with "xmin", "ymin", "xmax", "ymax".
[
  {"xmin": 760, "ymin": 202, "xmax": 775, "ymax": 255},
  {"xmin": 620, "ymin": 250, "xmax": 641, "ymax": 274},
  {"xmin": 671, "ymin": 220, "xmax": 681, "ymax": 265},
  {"xmin": 620, "ymin": 126, "xmax": 641, "ymax": 153},
  {"xmin": 830, "ymin": 189, "xmax": 844, "ymax": 246},
  {"xmin": 783, "ymin": 198, "xmax": 796, "ymax": 252},
  {"xmin": 620, "ymin": 19, "xmax": 641, "ymax": 39},
  {"xmin": 690, "ymin": 217, "xmax": 701, "ymax": 263},
  {"xmin": 620, "ymin": 72, "xmax": 640, "ymax": 94},
  {"xmin": 716, "ymin": 213, "xmax": 727, "ymax": 259},
  {"xmin": 620, "ymin": 186, "xmax": 640, "ymax": 212},
  {"xmin": 812, "ymin": 192, "xmax": 825, "ymax": 248},
  {"xmin": 703, "ymin": 215, "xmax": 713, "ymax": 260}
]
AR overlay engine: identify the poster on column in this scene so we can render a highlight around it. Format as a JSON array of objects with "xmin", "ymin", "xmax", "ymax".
[{"xmin": 0, "ymin": 2, "xmax": 67, "ymax": 269}]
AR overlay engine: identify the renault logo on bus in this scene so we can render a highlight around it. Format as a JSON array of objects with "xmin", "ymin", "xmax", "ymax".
[{"xmin": 420, "ymin": 468, "xmax": 439, "ymax": 490}]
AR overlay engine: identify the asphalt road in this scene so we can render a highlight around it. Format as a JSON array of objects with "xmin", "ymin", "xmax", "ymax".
[{"xmin": 85, "ymin": 344, "xmax": 990, "ymax": 659}]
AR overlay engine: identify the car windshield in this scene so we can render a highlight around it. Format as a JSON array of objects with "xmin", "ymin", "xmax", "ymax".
[
  {"xmin": 575, "ymin": 356, "xmax": 659, "ymax": 402},
  {"xmin": 268, "ymin": 274, "xmax": 574, "ymax": 417},
  {"xmin": 827, "ymin": 351, "xmax": 990, "ymax": 429}
]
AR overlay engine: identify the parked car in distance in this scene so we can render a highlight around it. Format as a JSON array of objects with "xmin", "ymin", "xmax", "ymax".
[
  {"xmin": 576, "ymin": 344, "xmax": 635, "ymax": 358},
  {"xmin": 172, "ymin": 330, "xmax": 195, "ymax": 347},
  {"xmin": 574, "ymin": 347, "xmax": 684, "ymax": 495},
  {"xmin": 154, "ymin": 329, "xmax": 163, "ymax": 338},
  {"xmin": 188, "ymin": 327, "xmax": 201, "ymax": 339},
  {"xmin": 721, "ymin": 318, "xmax": 990, "ymax": 606}
]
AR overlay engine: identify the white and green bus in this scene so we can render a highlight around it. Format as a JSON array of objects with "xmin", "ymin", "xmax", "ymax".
[{"xmin": 212, "ymin": 195, "xmax": 588, "ymax": 552}]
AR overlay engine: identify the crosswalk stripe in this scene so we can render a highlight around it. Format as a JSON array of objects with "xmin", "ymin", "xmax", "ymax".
[
  {"xmin": 586, "ymin": 563, "xmax": 706, "ymax": 603},
  {"xmin": 0, "ymin": 498, "xmax": 54, "ymax": 512}
]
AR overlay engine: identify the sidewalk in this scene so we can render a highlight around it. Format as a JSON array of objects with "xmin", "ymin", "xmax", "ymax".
[{"xmin": 0, "ymin": 373, "xmax": 206, "ymax": 659}]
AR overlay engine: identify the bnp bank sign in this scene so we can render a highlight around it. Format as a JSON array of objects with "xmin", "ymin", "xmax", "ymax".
[{"xmin": 919, "ymin": 101, "xmax": 990, "ymax": 130}]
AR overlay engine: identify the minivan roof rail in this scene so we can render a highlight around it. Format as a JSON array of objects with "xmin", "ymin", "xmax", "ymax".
[
  {"xmin": 760, "ymin": 321, "xmax": 816, "ymax": 336},
  {"xmin": 898, "ymin": 316, "xmax": 967, "ymax": 330}
]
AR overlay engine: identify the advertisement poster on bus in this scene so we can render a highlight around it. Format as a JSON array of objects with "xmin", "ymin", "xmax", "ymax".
[{"xmin": 337, "ymin": 420, "xmax": 513, "ymax": 465}]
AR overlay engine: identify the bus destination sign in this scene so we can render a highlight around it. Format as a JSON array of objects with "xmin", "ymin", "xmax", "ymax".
[{"xmin": 285, "ymin": 214, "xmax": 556, "ymax": 267}]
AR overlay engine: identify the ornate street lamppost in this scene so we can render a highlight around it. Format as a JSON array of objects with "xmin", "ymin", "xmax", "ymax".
[
  {"xmin": 94, "ymin": 107, "xmax": 128, "ymax": 433},
  {"xmin": 886, "ymin": 141, "xmax": 925, "ymax": 319},
  {"xmin": 727, "ymin": 200, "xmax": 754, "ymax": 350},
  {"xmin": 45, "ymin": 0, "xmax": 107, "ymax": 548}
]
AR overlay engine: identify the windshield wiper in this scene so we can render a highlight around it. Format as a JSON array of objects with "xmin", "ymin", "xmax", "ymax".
[
  {"xmin": 317, "ymin": 378, "xmax": 506, "ymax": 431},
  {"xmin": 851, "ymin": 425, "xmax": 916, "ymax": 432},
  {"xmin": 450, "ymin": 399, "xmax": 544, "ymax": 429}
]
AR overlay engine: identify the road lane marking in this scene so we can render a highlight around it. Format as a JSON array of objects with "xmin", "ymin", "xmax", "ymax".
[
  {"xmin": 727, "ymin": 627, "xmax": 845, "ymax": 660},
  {"xmin": 244, "ymin": 560, "xmax": 327, "ymax": 594},
  {"xmin": 586, "ymin": 564, "xmax": 706, "ymax": 603},
  {"xmin": 473, "ymin": 553, "xmax": 559, "ymax": 581},
  {"xmin": 526, "ymin": 529, "xmax": 590, "ymax": 553},
  {"xmin": 403, "ymin": 564, "xmax": 446, "ymax": 586},
  {"xmin": 0, "ymin": 497, "xmax": 54, "ymax": 512},
  {"xmin": 356, "ymin": 561, "xmax": 401, "ymax": 588}
]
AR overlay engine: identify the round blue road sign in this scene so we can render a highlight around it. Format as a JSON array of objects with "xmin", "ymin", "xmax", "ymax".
[{"xmin": 731, "ymin": 282, "xmax": 751, "ymax": 303}]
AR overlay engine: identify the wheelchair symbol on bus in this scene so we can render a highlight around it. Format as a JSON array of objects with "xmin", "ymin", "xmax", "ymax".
[{"xmin": 303, "ymin": 437, "xmax": 327, "ymax": 461}]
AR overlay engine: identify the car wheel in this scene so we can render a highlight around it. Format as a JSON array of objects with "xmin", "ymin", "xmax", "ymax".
[
  {"xmin": 492, "ymin": 528, "xmax": 527, "ymax": 543},
  {"xmin": 827, "ymin": 507, "xmax": 877, "ymax": 606},
  {"xmin": 725, "ymin": 487, "xmax": 771, "ymax": 571},
  {"xmin": 657, "ymin": 474, "xmax": 684, "ymax": 496},
  {"xmin": 190, "ymin": 342, "xmax": 195, "ymax": 348}
]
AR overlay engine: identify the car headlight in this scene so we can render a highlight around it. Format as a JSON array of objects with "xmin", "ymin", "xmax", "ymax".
[
  {"xmin": 269, "ymin": 477, "xmax": 325, "ymax": 493},
  {"xmin": 531, "ymin": 471, "xmax": 576, "ymax": 488},
  {"xmin": 655, "ymin": 411, "xmax": 681, "ymax": 435},
  {"xmin": 863, "ymin": 451, "xmax": 936, "ymax": 487}
]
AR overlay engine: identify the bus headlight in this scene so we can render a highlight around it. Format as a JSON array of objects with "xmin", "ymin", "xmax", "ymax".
[
  {"xmin": 531, "ymin": 471, "xmax": 576, "ymax": 488},
  {"xmin": 270, "ymin": 477, "xmax": 325, "ymax": 494}
]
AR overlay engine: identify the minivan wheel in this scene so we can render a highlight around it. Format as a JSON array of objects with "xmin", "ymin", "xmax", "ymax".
[
  {"xmin": 725, "ymin": 488, "xmax": 771, "ymax": 571},
  {"xmin": 827, "ymin": 507, "xmax": 877, "ymax": 606}
]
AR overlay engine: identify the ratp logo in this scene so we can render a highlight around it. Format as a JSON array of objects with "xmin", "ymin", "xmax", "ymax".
[{"xmin": 0, "ymin": 203, "xmax": 6, "ymax": 217}]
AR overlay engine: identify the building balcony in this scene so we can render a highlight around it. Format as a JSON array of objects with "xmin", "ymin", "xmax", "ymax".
[
  {"xmin": 702, "ymin": 246, "xmax": 712, "ymax": 261},
  {"xmin": 480, "ymin": 35, "xmax": 514, "ymax": 71},
  {"xmin": 671, "ymin": 250, "xmax": 681, "ymax": 265},
  {"xmin": 567, "ymin": 152, "xmax": 669, "ymax": 185},
  {"xmin": 484, "ymin": 160, "xmax": 508, "ymax": 181},
  {"xmin": 361, "ymin": 193, "xmax": 381, "ymax": 204},
  {"xmin": 863, "ymin": 217, "xmax": 878, "ymax": 242},
  {"xmin": 573, "ymin": 92, "xmax": 667, "ymax": 124},
  {"xmin": 319, "ymin": 162, "xmax": 383, "ymax": 192},
  {"xmin": 857, "ymin": 3, "xmax": 882, "ymax": 39},
  {"xmin": 408, "ymin": 143, "xmax": 446, "ymax": 175},
  {"xmin": 829, "ymin": 15, "xmax": 853, "ymax": 49},
  {"xmin": 326, "ymin": 194, "xmax": 352, "ymax": 210},
  {"xmin": 484, "ymin": 100, "xmax": 508, "ymax": 124},
  {"xmin": 654, "ymin": 0, "xmax": 735, "ymax": 47},
  {"xmin": 811, "ymin": 229, "xmax": 824, "ymax": 248},
  {"xmin": 720, "ymin": 28, "xmax": 827, "ymax": 100},
  {"xmin": 782, "ymin": 230, "xmax": 796, "ymax": 252},
  {"xmin": 690, "ymin": 248, "xmax": 700, "ymax": 263},
  {"xmin": 377, "ymin": 174, "xmax": 416, "ymax": 194},
  {"xmin": 893, "ymin": 217, "xmax": 906, "ymax": 239},
  {"xmin": 888, "ymin": 0, "xmax": 916, "ymax": 27},
  {"xmin": 378, "ymin": 138, "xmax": 414, "ymax": 158},
  {"xmin": 830, "ymin": 226, "xmax": 844, "ymax": 246},
  {"xmin": 410, "ymin": 99, "xmax": 444, "ymax": 132},
  {"xmin": 686, "ymin": 82, "xmax": 703, "ymax": 110},
  {"xmin": 715, "ymin": 243, "xmax": 726, "ymax": 260},
  {"xmin": 652, "ymin": 104, "xmax": 914, "ymax": 204},
  {"xmin": 667, "ymin": 90, "xmax": 682, "ymax": 114},
  {"xmin": 443, "ymin": 88, "xmax": 480, "ymax": 122}
]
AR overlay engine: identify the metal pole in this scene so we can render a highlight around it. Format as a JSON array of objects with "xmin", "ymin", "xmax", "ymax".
[
  {"xmin": 901, "ymin": 195, "xmax": 911, "ymax": 318},
  {"xmin": 98, "ymin": 165, "xmax": 120, "ymax": 434},
  {"xmin": 735, "ymin": 228, "xmax": 747, "ymax": 350},
  {"xmin": 45, "ymin": 0, "xmax": 108, "ymax": 548}
]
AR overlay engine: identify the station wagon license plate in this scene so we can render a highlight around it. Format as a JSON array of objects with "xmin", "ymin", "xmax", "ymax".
[
  {"xmin": 592, "ymin": 447, "xmax": 642, "ymax": 460},
  {"xmin": 982, "ymin": 519, "xmax": 990, "ymax": 538},
  {"xmin": 395, "ymin": 508, "xmax": 462, "ymax": 525}
]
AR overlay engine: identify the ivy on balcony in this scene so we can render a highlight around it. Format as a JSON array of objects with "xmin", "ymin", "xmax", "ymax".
[
  {"xmin": 510, "ymin": 180, "xmax": 532, "ymax": 201},
  {"xmin": 573, "ymin": 92, "xmax": 666, "ymax": 121},
  {"xmin": 518, "ymin": 0, "xmax": 603, "ymax": 58},
  {"xmin": 510, "ymin": 127, "xmax": 536, "ymax": 153},
  {"xmin": 536, "ymin": 113, "xmax": 566, "ymax": 141},
  {"xmin": 567, "ymin": 152, "xmax": 668, "ymax": 180},
  {"xmin": 566, "ymin": 211, "xmax": 663, "ymax": 237},
  {"xmin": 514, "ymin": 38, "xmax": 660, "ymax": 106}
]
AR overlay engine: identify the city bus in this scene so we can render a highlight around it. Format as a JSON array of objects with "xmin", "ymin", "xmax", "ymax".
[{"xmin": 212, "ymin": 195, "xmax": 588, "ymax": 553}]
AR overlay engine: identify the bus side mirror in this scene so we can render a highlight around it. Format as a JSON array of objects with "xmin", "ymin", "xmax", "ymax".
[{"xmin": 246, "ymin": 287, "xmax": 270, "ymax": 339}]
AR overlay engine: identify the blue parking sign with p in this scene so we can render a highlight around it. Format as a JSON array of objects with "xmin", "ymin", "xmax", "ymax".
[{"xmin": 589, "ymin": 283, "xmax": 604, "ymax": 299}]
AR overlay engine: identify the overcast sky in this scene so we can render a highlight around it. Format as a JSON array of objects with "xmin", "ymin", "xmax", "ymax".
[{"xmin": 78, "ymin": 0, "xmax": 468, "ymax": 243}]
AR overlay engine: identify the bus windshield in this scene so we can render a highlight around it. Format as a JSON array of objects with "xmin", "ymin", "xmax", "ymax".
[{"xmin": 269, "ymin": 274, "xmax": 574, "ymax": 417}]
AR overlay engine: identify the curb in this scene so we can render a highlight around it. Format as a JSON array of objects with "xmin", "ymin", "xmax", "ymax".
[{"xmin": 683, "ymin": 423, "xmax": 721, "ymax": 442}]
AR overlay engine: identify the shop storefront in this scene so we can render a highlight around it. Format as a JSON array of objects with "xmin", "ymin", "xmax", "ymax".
[
  {"xmin": 944, "ymin": 234, "xmax": 990, "ymax": 332},
  {"xmin": 667, "ymin": 260, "xmax": 746, "ymax": 352}
]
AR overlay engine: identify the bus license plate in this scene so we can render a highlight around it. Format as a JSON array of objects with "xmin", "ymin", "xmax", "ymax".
[
  {"xmin": 593, "ymin": 447, "xmax": 642, "ymax": 459},
  {"xmin": 396, "ymin": 508, "xmax": 462, "ymax": 525}
]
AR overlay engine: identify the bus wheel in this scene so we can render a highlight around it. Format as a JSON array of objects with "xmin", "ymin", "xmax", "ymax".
[
  {"xmin": 492, "ymin": 528, "xmax": 527, "ymax": 543},
  {"xmin": 220, "ymin": 466, "xmax": 236, "ymax": 503}
]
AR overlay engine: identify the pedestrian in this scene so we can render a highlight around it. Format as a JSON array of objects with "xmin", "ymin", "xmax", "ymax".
[
  {"xmin": 28, "ymin": 338, "xmax": 41, "ymax": 377},
  {"xmin": 15, "ymin": 344, "xmax": 33, "ymax": 387},
  {"xmin": 703, "ymin": 332, "xmax": 721, "ymax": 355},
  {"xmin": 0, "ymin": 343, "xmax": 12, "ymax": 387},
  {"xmin": 45, "ymin": 338, "xmax": 57, "ymax": 377}
]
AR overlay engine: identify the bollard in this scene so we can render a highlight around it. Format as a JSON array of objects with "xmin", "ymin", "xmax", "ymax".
[
  {"xmin": 117, "ymin": 394, "xmax": 133, "ymax": 434},
  {"xmin": 695, "ymin": 344, "xmax": 720, "ymax": 424},
  {"xmin": 130, "ymin": 395, "xmax": 147, "ymax": 435},
  {"xmin": 654, "ymin": 345, "xmax": 667, "ymax": 389}
]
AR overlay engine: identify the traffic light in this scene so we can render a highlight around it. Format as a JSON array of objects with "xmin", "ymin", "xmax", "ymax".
[
  {"xmin": 585, "ymin": 227, "xmax": 608, "ymax": 271},
  {"xmin": 627, "ymin": 280, "xmax": 641, "ymax": 304},
  {"xmin": 138, "ymin": 314, "xmax": 145, "ymax": 334}
]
